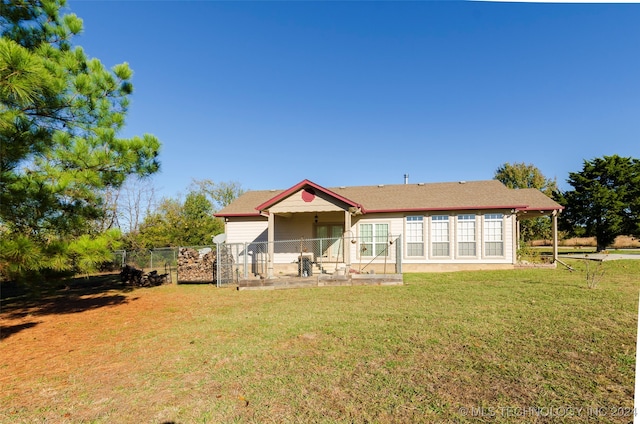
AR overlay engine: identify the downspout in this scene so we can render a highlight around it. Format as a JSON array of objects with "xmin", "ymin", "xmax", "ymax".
[
  {"xmin": 516, "ymin": 215, "xmax": 521, "ymax": 251},
  {"xmin": 512, "ymin": 212, "xmax": 518, "ymax": 265}
]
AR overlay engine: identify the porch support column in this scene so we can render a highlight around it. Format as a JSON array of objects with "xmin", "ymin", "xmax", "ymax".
[
  {"xmin": 267, "ymin": 212, "xmax": 274, "ymax": 279},
  {"xmin": 344, "ymin": 210, "xmax": 351, "ymax": 269},
  {"xmin": 511, "ymin": 212, "xmax": 518, "ymax": 264},
  {"xmin": 552, "ymin": 210, "xmax": 559, "ymax": 263}
]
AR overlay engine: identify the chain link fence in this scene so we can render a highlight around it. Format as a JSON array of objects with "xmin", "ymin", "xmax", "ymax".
[
  {"xmin": 106, "ymin": 250, "xmax": 126, "ymax": 272},
  {"xmin": 148, "ymin": 248, "xmax": 177, "ymax": 283},
  {"xmin": 102, "ymin": 248, "xmax": 177, "ymax": 283},
  {"xmin": 223, "ymin": 234, "xmax": 402, "ymax": 280},
  {"xmin": 107, "ymin": 234, "xmax": 401, "ymax": 287},
  {"xmin": 174, "ymin": 245, "xmax": 238, "ymax": 287}
]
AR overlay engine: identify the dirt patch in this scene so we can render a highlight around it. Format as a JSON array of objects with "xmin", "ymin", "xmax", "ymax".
[{"xmin": 0, "ymin": 275, "xmax": 184, "ymax": 422}]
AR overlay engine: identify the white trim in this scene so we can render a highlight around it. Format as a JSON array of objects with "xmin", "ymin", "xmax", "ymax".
[
  {"xmin": 429, "ymin": 214, "xmax": 452, "ymax": 259},
  {"xmin": 482, "ymin": 213, "xmax": 506, "ymax": 259},
  {"xmin": 455, "ymin": 214, "xmax": 479, "ymax": 259},
  {"xmin": 357, "ymin": 221, "xmax": 392, "ymax": 259},
  {"xmin": 404, "ymin": 215, "xmax": 426, "ymax": 259}
]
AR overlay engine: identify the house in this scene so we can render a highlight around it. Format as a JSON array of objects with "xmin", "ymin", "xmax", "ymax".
[{"xmin": 214, "ymin": 179, "xmax": 563, "ymax": 278}]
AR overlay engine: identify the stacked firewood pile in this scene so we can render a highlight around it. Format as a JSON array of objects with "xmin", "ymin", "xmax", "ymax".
[
  {"xmin": 120, "ymin": 265, "xmax": 169, "ymax": 287},
  {"xmin": 178, "ymin": 246, "xmax": 236, "ymax": 283},
  {"xmin": 178, "ymin": 247, "xmax": 215, "ymax": 282}
]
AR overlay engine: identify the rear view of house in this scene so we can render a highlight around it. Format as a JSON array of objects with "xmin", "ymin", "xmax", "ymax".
[{"xmin": 214, "ymin": 179, "xmax": 563, "ymax": 279}]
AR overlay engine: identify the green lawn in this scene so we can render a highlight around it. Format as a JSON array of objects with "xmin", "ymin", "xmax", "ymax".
[{"xmin": 1, "ymin": 260, "xmax": 638, "ymax": 423}]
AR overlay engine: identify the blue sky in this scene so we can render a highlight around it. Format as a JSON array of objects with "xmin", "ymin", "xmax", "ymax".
[{"xmin": 67, "ymin": 1, "xmax": 640, "ymax": 198}]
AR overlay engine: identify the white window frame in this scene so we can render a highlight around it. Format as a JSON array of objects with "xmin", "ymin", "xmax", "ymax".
[
  {"xmin": 358, "ymin": 222, "xmax": 391, "ymax": 258},
  {"xmin": 430, "ymin": 215, "xmax": 450, "ymax": 258},
  {"xmin": 405, "ymin": 216, "xmax": 425, "ymax": 257},
  {"xmin": 456, "ymin": 214, "xmax": 477, "ymax": 257},
  {"xmin": 483, "ymin": 213, "xmax": 504, "ymax": 257}
]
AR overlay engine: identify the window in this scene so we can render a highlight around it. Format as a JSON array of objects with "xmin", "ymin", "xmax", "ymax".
[
  {"xmin": 359, "ymin": 223, "xmax": 390, "ymax": 257},
  {"xmin": 457, "ymin": 214, "xmax": 476, "ymax": 256},
  {"xmin": 406, "ymin": 216, "xmax": 424, "ymax": 256},
  {"xmin": 431, "ymin": 215, "xmax": 450, "ymax": 257},
  {"xmin": 484, "ymin": 214, "xmax": 503, "ymax": 256}
]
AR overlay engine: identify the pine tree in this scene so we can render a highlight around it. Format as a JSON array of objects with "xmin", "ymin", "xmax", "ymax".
[{"xmin": 0, "ymin": 0, "xmax": 160, "ymax": 281}]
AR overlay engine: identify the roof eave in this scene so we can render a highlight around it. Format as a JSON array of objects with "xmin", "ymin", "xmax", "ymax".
[
  {"xmin": 362, "ymin": 205, "xmax": 531, "ymax": 214},
  {"xmin": 255, "ymin": 179, "xmax": 361, "ymax": 212},
  {"xmin": 516, "ymin": 206, "xmax": 565, "ymax": 212},
  {"xmin": 213, "ymin": 212, "xmax": 264, "ymax": 218}
]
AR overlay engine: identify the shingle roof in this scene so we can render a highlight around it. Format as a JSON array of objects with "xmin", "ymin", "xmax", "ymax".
[
  {"xmin": 506, "ymin": 188, "xmax": 564, "ymax": 211},
  {"xmin": 215, "ymin": 179, "xmax": 563, "ymax": 217}
]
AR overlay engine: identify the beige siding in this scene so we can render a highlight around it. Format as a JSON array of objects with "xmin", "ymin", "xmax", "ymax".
[
  {"xmin": 226, "ymin": 210, "xmax": 517, "ymax": 271},
  {"xmin": 347, "ymin": 210, "xmax": 516, "ymax": 266},
  {"xmin": 273, "ymin": 214, "xmax": 314, "ymax": 240},
  {"xmin": 226, "ymin": 217, "xmax": 268, "ymax": 244},
  {"xmin": 348, "ymin": 213, "xmax": 404, "ymax": 265},
  {"xmin": 269, "ymin": 189, "xmax": 346, "ymax": 213}
]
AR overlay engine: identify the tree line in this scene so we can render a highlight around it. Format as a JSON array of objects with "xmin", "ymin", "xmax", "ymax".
[
  {"xmin": 1, "ymin": 1, "xmax": 638, "ymax": 284},
  {"xmin": 495, "ymin": 158, "xmax": 640, "ymax": 252}
]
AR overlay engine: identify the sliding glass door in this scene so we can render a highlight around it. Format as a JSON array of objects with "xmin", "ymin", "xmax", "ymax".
[{"xmin": 316, "ymin": 225, "xmax": 344, "ymax": 261}]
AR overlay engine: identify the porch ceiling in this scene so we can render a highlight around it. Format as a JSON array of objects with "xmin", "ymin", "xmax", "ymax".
[{"xmin": 517, "ymin": 209, "xmax": 559, "ymax": 219}]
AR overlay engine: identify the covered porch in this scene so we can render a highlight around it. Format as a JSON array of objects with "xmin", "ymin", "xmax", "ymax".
[
  {"xmin": 257, "ymin": 183, "xmax": 364, "ymax": 279},
  {"xmin": 515, "ymin": 208, "xmax": 561, "ymax": 263}
]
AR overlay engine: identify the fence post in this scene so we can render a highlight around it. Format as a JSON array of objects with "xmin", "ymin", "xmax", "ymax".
[
  {"xmin": 396, "ymin": 234, "xmax": 402, "ymax": 274},
  {"xmin": 215, "ymin": 243, "xmax": 220, "ymax": 287},
  {"xmin": 244, "ymin": 242, "xmax": 248, "ymax": 280}
]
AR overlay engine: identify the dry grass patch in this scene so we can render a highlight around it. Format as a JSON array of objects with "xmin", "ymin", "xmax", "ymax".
[{"xmin": 548, "ymin": 235, "xmax": 640, "ymax": 249}]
